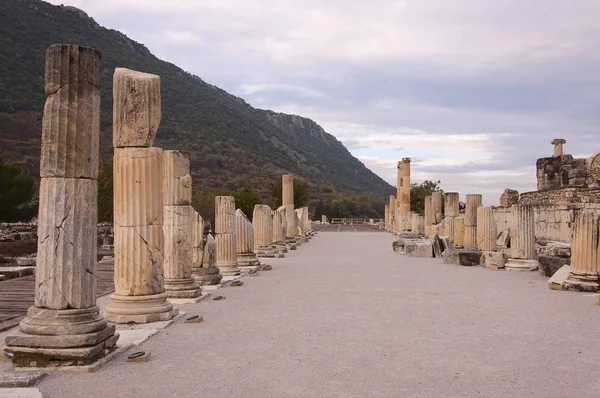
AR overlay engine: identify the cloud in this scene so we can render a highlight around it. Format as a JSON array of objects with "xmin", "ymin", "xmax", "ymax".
[{"xmin": 46, "ymin": 0, "xmax": 600, "ymax": 207}]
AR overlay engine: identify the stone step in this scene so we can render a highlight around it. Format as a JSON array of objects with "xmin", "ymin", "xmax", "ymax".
[
  {"xmin": 548, "ymin": 265, "xmax": 571, "ymax": 290},
  {"xmin": 505, "ymin": 259, "xmax": 538, "ymax": 271},
  {"xmin": 0, "ymin": 266, "xmax": 35, "ymax": 280}
]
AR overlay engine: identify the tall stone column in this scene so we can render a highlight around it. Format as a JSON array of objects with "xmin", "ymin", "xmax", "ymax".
[
  {"xmin": 5, "ymin": 44, "xmax": 118, "ymax": 367},
  {"xmin": 444, "ymin": 193, "xmax": 460, "ymax": 241},
  {"xmin": 564, "ymin": 210, "xmax": 600, "ymax": 291},
  {"xmin": 432, "ymin": 192, "xmax": 443, "ymax": 225},
  {"xmin": 301, "ymin": 206, "xmax": 311, "ymax": 237},
  {"xmin": 551, "ymin": 138, "xmax": 566, "ymax": 157},
  {"xmin": 476, "ymin": 207, "xmax": 497, "ymax": 251},
  {"xmin": 510, "ymin": 204, "xmax": 536, "ymax": 259},
  {"xmin": 424, "ymin": 196, "xmax": 433, "ymax": 237},
  {"xmin": 236, "ymin": 209, "xmax": 260, "ymax": 266},
  {"xmin": 454, "ymin": 217, "xmax": 465, "ymax": 247},
  {"xmin": 397, "ymin": 158, "xmax": 411, "ymax": 218},
  {"xmin": 273, "ymin": 206, "xmax": 288, "ymax": 253},
  {"xmin": 192, "ymin": 211, "xmax": 204, "ymax": 271},
  {"xmin": 193, "ymin": 212, "xmax": 222, "ymax": 285},
  {"xmin": 106, "ymin": 68, "xmax": 176, "ymax": 324},
  {"xmin": 215, "ymin": 196, "xmax": 239, "ymax": 276},
  {"xmin": 384, "ymin": 205, "xmax": 390, "ymax": 231},
  {"xmin": 162, "ymin": 151, "xmax": 201, "ymax": 300},
  {"xmin": 463, "ymin": 194, "xmax": 482, "ymax": 249},
  {"xmin": 411, "ymin": 213, "xmax": 424, "ymax": 235},
  {"xmin": 282, "ymin": 174, "xmax": 296, "ymax": 241},
  {"xmin": 389, "ymin": 195, "xmax": 396, "ymax": 233}
]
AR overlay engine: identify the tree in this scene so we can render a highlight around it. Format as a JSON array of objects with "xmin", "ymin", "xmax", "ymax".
[
  {"xmin": 0, "ymin": 158, "xmax": 36, "ymax": 222},
  {"xmin": 233, "ymin": 186, "xmax": 261, "ymax": 221},
  {"xmin": 410, "ymin": 180, "xmax": 443, "ymax": 215},
  {"xmin": 97, "ymin": 160, "xmax": 113, "ymax": 222}
]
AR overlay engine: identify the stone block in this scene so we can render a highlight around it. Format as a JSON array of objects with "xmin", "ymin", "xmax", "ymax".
[
  {"xmin": 442, "ymin": 249, "xmax": 482, "ymax": 266},
  {"xmin": 163, "ymin": 150, "xmax": 192, "ymax": 205},
  {"xmin": 548, "ymin": 265, "xmax": 571, "ymax": 290},
  {"xmin": 481, "ymin": 251, "xmax": 507, "ymax": 268},
  {"xmin": 113, "ymin": 68, "xmax": 161, "ymax": 148},
  {"xmin": 405, "ymin": 240, "xmax": 433, "ymax": 258},
  {"xmin": 496, "ymin": 230, "xmax": 510, "ymax": 247},
  {"xmin": 538, "ymin": 254, "xmax": 571, "ymax": 277},
  {"xmin": 430, "ymin": 235, "xmax": 443, "ymax": 258}
]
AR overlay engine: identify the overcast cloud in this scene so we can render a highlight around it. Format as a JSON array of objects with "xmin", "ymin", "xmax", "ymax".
[{"xmin": 47, "ymin": 0, "xmax": 600, "ymax": 205}]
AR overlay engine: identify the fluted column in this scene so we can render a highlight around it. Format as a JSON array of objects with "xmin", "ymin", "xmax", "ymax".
[
  {"xmin": 106, "ymin": 67, "xmax": 176, "ymax": 324},
  {"xmin": 476, "ymin": 207, "xmax": 497, "ymax": 251},
  {"xmin": 463, "ymin": 194, "xmax": 482, "ymax": 249},
  {"xmin": 192, "ymin": 211, "xmax": 204, "ymax": 268},
  {"xmin": 236, "ymin": 209, "xmax": 260, "ymax": 266},
  {"xmin": 389, "ymin": 195, "xmax": 396, "ymax": 232},
  {"xmin": 161, "ymin": 150, "xmax": 200, "ymax": 300},
  {"xmin": 254, "ymin": 204, "xmax": 280, "ymax": 256},
  {"xmin": 411, "ymin": 213, "xmax": 424, "ymax": 235},
  {"xmin": 424, "ymin": 196, "xmax": 432, "ymax": 237},
  {"xmin": 384, "ymin": 205, "xmax": 390, "ymax": 231},
  {"xmin": 564, "ymin": 210, "xmax": 600, "ymax": 291},
  {"xmin": 282, "ymin": 174, "xmax": 296, "ymax": 240},
  {"xmin": 454, "ymin": 216, "xmax": 465, "ymax": 247},
  {"xmin": 273, "ymin": 208, "xmax": 285, "ymax": 244},
  {"xmin": 5, "ymin": 45, "xmax": 118, "ymax": 367},
  {"xmin": 215, "ymin": 196, "xmax": 239, "ymax": 276},
  {"xmin": 510, "ymin": 204, "xmax": 536, "ymax": 259},
  {"xmin": 444, "ymin": 193, "xmax": 459, "ymax": 242},
  {"xmin": 432, "ymin": 192, "xmax": 443, "ymax": 225},
  {"xmin": 397, "ymin": 158, "xmax": 411, "ymax": 219}
]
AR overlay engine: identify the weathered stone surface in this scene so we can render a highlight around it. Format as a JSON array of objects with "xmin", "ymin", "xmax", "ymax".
[
  {"xmin": 500, "ymin": 189, "xmax": 519, "ymax": 207},
  {"xmin": 113, "ymin": 68, "xmax": 161, "ymax": 148},
  {"xmin": 541, "ymin": 241, "xmax": 571, "ymax": 258},
  {"xmin": 496, "ymin": 230, "xmax": 510, "ymax": 247},
  {"xmin": 163, "ymin": 150, "xmax": 192, "ymax": 205},
  {"xmin": 192, "ymin": 211, "xmax": 204, "ymax": 268},
  {"xmin": 41, "ymin": 45, "xmax": 100, "ymax": 179},
  {"xmin": 538, "ymin": 254, "xmax": 570, "ymax": 277},
  {"xmin": 432, "ymin": 192, "xmax": 442, "ymax": 225},
  {"xmin": 481, "ymin": 251, "xmax": 507, "ymax": 268},
  {"xmin": 564, "ymin": 210, "xmax": 600, "ymax": 292},
  {"xmin": 105, "ymin": 292, "xmax": 177, "ymax": 324},
  {"xmin": 405, "ymin": 240, "xmax": 433, "ymax": 258},
  {"xmin": 510, "ymin": 204, "xmax": 536, "ymax": 260},
  {"xmin": 548, "ymin": 264, "xmax": 571, "ymax": 290},
  {"xmin": 551, "ymin": 138, "xmax": 566, "ymax": 157},
  {"xmin": 445, "ymin": 193, "xmax": 460, "ymax": 217},
  {"xmin": 411, "ymin": 213, "xmax": 424, "ymax": 235},
  {"xmin": 476, "ymin": 207, "xmax": 497, "ymax": 252},
  {"xmin": 454, "ymin": 217, "xmax": 465, "ymax": 247},
  {"xmin": 215, "ymin": 196, "xmax": 239, "ymax": 276},
  {"xmin": 442, "ymin": 249, "xmax": 482, "ymax": 266},
  {"xmin": 430, "ymin": 235, "xmax": 443, "ymax": 258},
  {"xmin": 163, "ymin": 205, "xmax": 200, "ymax": 298},
  {"xmin": 396, "ymin": 158, "xmax": 411, "ymax": 219},
  {"xmin": 424, "ymin": 196, "xmax": 432, "ymax": 236},
  {"xmin": 194, "ymin": 234, "xmax": 222, "ymax": 285},
  {"xmin": 463, "ymin": 194, "xmax": 482, "ymax": 249},
  {"xmin": 253, "ymin": 204, "xmax": 274, "ymax": 249},
  {"xmin": 113, "ymin": 147, "xmax": 163, "ymax": 227}
]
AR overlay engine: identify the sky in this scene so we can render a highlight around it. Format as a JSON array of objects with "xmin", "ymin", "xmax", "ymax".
[{"xmin": 47, "ymin": 0, "xmax": 600, "ymax": 205}]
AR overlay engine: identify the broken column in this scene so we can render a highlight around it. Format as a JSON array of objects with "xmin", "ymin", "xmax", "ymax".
[
  {"xmin": 389, "ymin": 195, "xmax": 397, "ymax": 233},
  {"xmin": 384, "ymin": 205, "xmax": 390, "ymax": 231},
  {"xmin": 432, "ymin": 192, "xmax": 443, "ymax": 225},
  {"xmin": 424, "ymin": 196, "xmax": 433, "ymax": 237},
  {"xmin": 162, "ymin": 150, "xmax": 201, "ymax": 300},
  {"xmin": 505, "ymin": 204, "xmax": 537, "ymax": 270},
  {"xmin": 463, "ymin": 194, "xmax": 482, "ymax": 249},
  {"xmin": 5, "ymin": 44, "xmax": 118, "ymax": 367},
  {"xmin": 476, "ymin": 207, "xmax": 497, "ymax": 251},
  {"xmin": 444, "ymin": 192, "xmax": 459, "ymax": 241},
  {"xmin": 236, "ymin": 209, "xmax": 260, "ymax": 267},
  {"xmin": 551, "ymin": 138, "xmax": 566, "ymax": 157},
  {"xmin": 564, "ymin": 210, "xmax": 600, "ymax": 291},
  {"xmin": 396, "ymin": 158, "xmax": 411, "ymax": 232},
  {"xmin": 273, "ymin": 207, "xmax": 288, "ymax": 252},
  {"xmin": 454, "ymin": 216, "xmax": 465, "ymax": 247},
  {"xmin": 105, "ymin": 68, "xmax": 177, "ymax": 324},
  {"xmin": 282, "ymin": 174, "xmax": 297, "ymax": 244},
  {"xmin": 215, "ymin": 196, "xmax": 239, "ymax": 276},
  {"xmin": 411, "ymin": 213, "xmax": 425, "ymax": 235},
  {"xmin": 254, "ymin": 205, "xmax": 279, "ymax": 257},
  {"xmin": 194, "ymin": 221, "xmax": 222, "ymax": 286}
]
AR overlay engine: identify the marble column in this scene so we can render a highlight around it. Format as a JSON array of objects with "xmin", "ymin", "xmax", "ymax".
[
  {"xmin": 282, "ymin": 174, "xmax": 297, "ymax": 241},
  {"xmin": 432, "ymin": 192, "xmax": 443, "ymax": 225},
  {"xmin": 191, "ymin": 211, "xmax": 205, "ymax": 271},
  {"xmin": 162, "ymin": 151, "xmax": 201, "ymax": 300},
  {"xmin": 476, "ymin": 207, "xmax": 497, "ymax": 251},
  {"xmin": 389, "ymin": 195, "xmax": 396, "ymax": 233},
  {"xmin": 463, "ymin": 194, "xmax": 482, "ymax": 249},
  {"xmin": 5, "ymin": 44, "xmax": 118, "ymax": 367},
  {"xmin": 236, "ymin": 209, "xmax": 260, "ymax": 266},
  {"xmin": 384, "ymin": 205, "xmax": 390, "ymax": 231},
  {"xmin": 193, "ymin": 216, "xmax": 222, "ymax": 286},
  {"xmin": 444, "ymin": 193, "xmax": 459, "ymax": 241},
  {"xmin": 424, "ymin": 196, "xmax": 433, "ymax": 237},
  {"xmin": 254, "ymin": 204, "xmax": 279, "ymax": 257},
  {"xmin": 215, "ymin": 196, "xmax": 239, "ymax": 276},
  {"xmin": 564, "ymin": 210, "xmax": 600, "ymax": 291},
  {"xmin": 106, "ymin": 67, "xmax": 176, "ymax": 324},
  {"xmin": 454, "ymin": 216, "xmax": 465, "ymax": 247},
  {"xmin": 273, "ymin": 207, "xmax": 288, "ymax": 253},
  {"xmin": 551, "ymin": 138, "xmax": 566, "ymax": 157},
  {"xmin": 510, "ymin": 204, "xmax": 536, "ymax": 259},
  {"xmin": 411, "ymin": 213, "xmax": 425, "ymax": 235}
]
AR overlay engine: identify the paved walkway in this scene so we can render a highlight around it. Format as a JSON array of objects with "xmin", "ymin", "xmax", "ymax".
[{"xmin": 37, "ymin": 232, "xmax": 600, "ymax": 397}]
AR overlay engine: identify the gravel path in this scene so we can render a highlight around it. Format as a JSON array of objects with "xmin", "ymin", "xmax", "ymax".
[{"xmin": 38, "ymin": 232, "xmax": 600, "ymax": 397}]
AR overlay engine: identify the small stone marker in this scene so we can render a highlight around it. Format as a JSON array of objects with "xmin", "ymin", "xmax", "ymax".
[
  {"xmin": 231, "ymin": 281, "xmax": 244, "ymax": 287},
  {"xmin": 127, "ymin": 351, "xmax": 151, "ymax": 363},
  {"xmin": 249, "ymin": 272, "xmax": 260, "ymax": 277},
  {"xmin": 213, "ymin": 295, "xmax": 225, "ymax": 301},
  {"xmin": 184, "ymin": 315, "xmax": 203, "ymax": 324},
  {"xmin": 262, "ymin": 265, "xmax": 272, "ymax": 271},
  {"xmin": 548, "ymin": 265, "xmax": 571, "ymax": 291}
]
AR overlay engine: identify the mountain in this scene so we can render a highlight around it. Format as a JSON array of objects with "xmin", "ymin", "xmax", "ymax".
[{"xmin": 0, "ymin": 0, "xmax": 394, "ymax": 207}]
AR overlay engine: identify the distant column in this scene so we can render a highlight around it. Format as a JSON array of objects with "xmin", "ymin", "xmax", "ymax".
[
  {"xmin": 215, "ymin": 196, "xmax": 239, "ymax": 276},
  {"xmin": 106, "ymin": 67, "xmax": 176, "ymax": 324},
  {"xmin": 432, "ymin": 192, "xmax": 442, "ymax": 225},
  {"xmin": 476, "ymin": 207, "xmax": 497, "ymax": 251},
  {"xmin": 454, "ymin": 216, "xmax": 465, "ymax": 247},
  {"xmin": 236, "ymin": 209, "xmax": 260, "ymax": 267},
  {"xmin": 5, "ymin": 44, "xmax": 117, "ymax": 367},
  {"xmin": 384, "ymin": 205, "xmax": 390, "ymax": 231},
  {"xmin": 389, "ymin": 195, "xmax": 396, "ymax": 232},
  {"xmin": 411, "ymin": 213, "xmax": 424, "ymax": 235},
  {"xmin": 463, "ymin": 194, "xmax": 482, "ymax": 249},
  {"xmin": 444, "ymin": 192, "xmax": 460, "ymax": 242},
  {"xmin": 564, "ymin": 210, "xmax": 600, "ymax": 291},
  {"xmin": 424, "ymin": 196, "xmax": 432, "ymax": 237},
  {"xmin": 282, "ymin": 174, "xmax": 296, "ymax": 241},
  {"xmin": 551, "ymin": 138, "xmax": 566, "ymax": 157},
  {"xmin": 254, "ymin": 204, "xmax": 280, "ymax": 257}
]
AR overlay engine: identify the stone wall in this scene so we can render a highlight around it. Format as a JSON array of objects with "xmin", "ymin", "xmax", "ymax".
[
  {"xmin": 536, "ymin": 155, "xmax": 587, "ymax": 191},
  {"xmin": 491, "ymin": 206, "xmax": 512, "ymax": 234}
]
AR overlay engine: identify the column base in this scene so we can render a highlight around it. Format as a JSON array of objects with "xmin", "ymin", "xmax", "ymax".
[
  {"xmin": 164, "ymin": 277, "xmax": 202, "ymax": 298},
  {"xmin": 272, "ymin": 243, "xmax": 288, "ymax": 253},
  {"xmin": 237, "ymin": 253, "xmax": 260, "ymax": 267},
  {"xmin": 217, "ymin": 261, "xmax": 240, "ymax": 276},
  {"xmin": 4, "ymin": 306, "xmax": 118, "ymax": 368},
  {"xmin": 192, "ymin": 267, "xmax": 223, "ymax": 285},
  {"xmin": 564, "ymin": 271, "xmax": 600, "ymax": 292},
  {"xmin": 256, "ymin": 246, "xmax": 284, "ymax": 258},
  {"xmin": 105, "ymin": 292, "xmax": 178, "ymax": 324}
]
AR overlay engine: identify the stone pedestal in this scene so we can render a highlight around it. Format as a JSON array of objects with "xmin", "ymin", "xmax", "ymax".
[
  {"xmin": 106, "ymin": 68, "xmax": 176, "ymax": 324},
  {"xmin": 463, "ymin": 194, "xmax": 482, "ymax": 249},
  {"xmin": 564, "ymin": 210, "xmax": 600, "ymax": 291},
  {"xmin": 236, "ymin": 209, "xmax": 260, "ymax": 266},
  {"xmin": 476, "ymin": 207, "xmax": 497, "ymax": 251},
  {"xmin": 5, "ymin": 45, "xmax": 117, "ymax": 367},
  {"xmin": 216, "ymin": 196, "xmax": 239, "ymax": 276}
]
